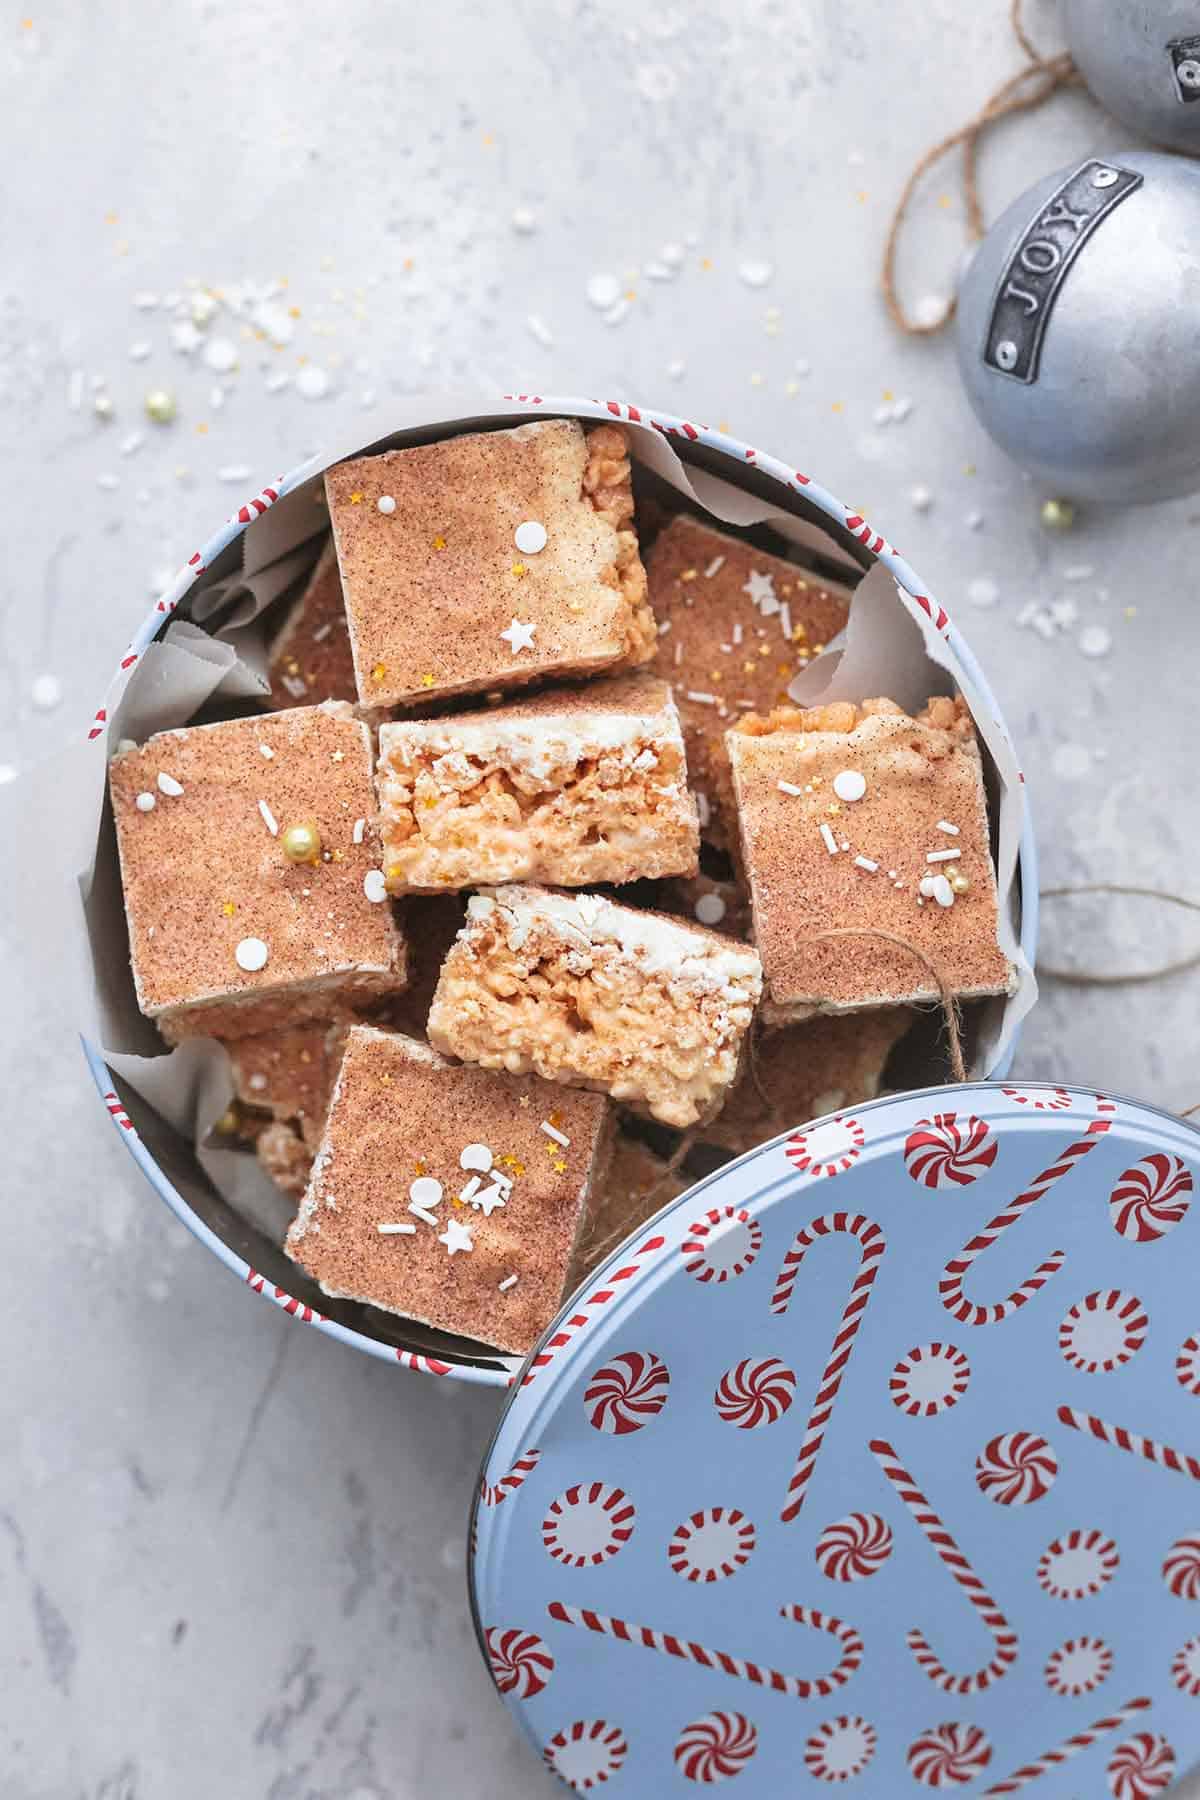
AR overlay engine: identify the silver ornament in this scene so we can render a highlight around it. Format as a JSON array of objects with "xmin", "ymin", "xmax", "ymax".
[
  {"xmin": 955, "ymin": 148, "xmax": 1200, "ymax": 503},
  {"xmin": 1063, "ymin": 0, "xmax": 1200, "ymax": 154}
]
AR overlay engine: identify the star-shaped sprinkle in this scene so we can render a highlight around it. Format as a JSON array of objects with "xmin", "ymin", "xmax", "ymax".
[
  {"xmin": 500, "ymin": 618, "xmax": 536, "ymax": 654},
  {"xmin": 742, "ymin": 568, "xmax": 779, "ymax": 614},
  {"xmin": 473, "ymin": 1182, "xmax": 509, "ymax": 1218},
  {"xmin": 438, "ymin": 1218, "xmax": 474, "ymax": 1256}
]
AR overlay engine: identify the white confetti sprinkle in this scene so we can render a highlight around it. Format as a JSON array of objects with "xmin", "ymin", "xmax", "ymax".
[
  {"xmin": 854, "ymin": 855, "xmax": 879, "ymax": 872},
  {"xmin": 498, "ymin": 1274, "xmax": 519, "ymax": 1292},
  {"xmin": 915, "ymin": 293, "xmax": 950, "ymax": 328},
  {"xmin": 967, "ymin": 576, "xmax": 998, "ymax": 608},
  {"xmin": 217, "ymin": 464, "xmax": 251, "ymax": 483},
  {"xmin": 666, "ymin": 357, "xmax": 686, "ymax": 380},
  {"xmin": 1063, "ymin": 563, "xmax": 1096, "ymax": 582},
  {"xmin": 352, "ymin": 817, "xmax": 365, "ymax": 844},
  {"xmin": 119, "ymin": 432, "xmax": 144, "ymax": 457},
  {"xmin": 409, "ymin": 1176, "xmax": 444, "ymax": 1209},
  {"xmin": 586, "ymin": 272, "xmax": 621, "ymax": 310},
  {"xmin": 363, "ymin": 869, "xmax": 388, "ymax": 903},
  {"xmin": 296, "ymin": 365, "xmax": 330, "ymax": 400},
  {"xmin": 661, "ymin": 242, "xmax": 685, "ymax": 267},
  {"xmin": 258, "ymin": 799, "xmax": 279, "ymax": 835},
  {"xmin": 777, "ymin": 780, "xmax": 803, "ymax": 797},
  {"xmin": 376, "ymin": 1221, "xmax": 416, "ymax": 1235},
  {"xmin": 511, "ymin": 206, "xmax": 538, "ymax": 234},
  {"xmin": 705, "ymin": 556, "xmax": 726, "ymax": 579},
  {"xmin": 156, "ymin": 771, "xmax": 184, "ymax": 796},
  {"xmin": 235, "ymin": 936, "xmax": 269, "ymax": 972},
  {"xmin": 128, "ymin": 341, "xmax": 152, "ymax": 362},
  {"xmin": 135, "ymin": 791, "xmax": 156, "ymax": 813},
  {"xmin": 540, "ymin": 1121, "xmax": 570, "ymax": 1147},
  {"xmin": 0, "ymin": 765, "xmax": 17, "ymax": 787},
  {"xmin": 1079, "ymin": 624, "xmax": 1112, "ymax": 659},
  {"xmin": 500, "ymin": 618, "xmax": 536, "ymax": 654},
  {"xmin": 377, "ymin": 494, "xmax": 396, "ymax": 514},
  {"xmin": 602, "ymin": 298, "xmax": 630, "ymax": 327},
  {"xmin": 694, "ymin": 892, "xmax": 726, "ymax": 926},
  {"xmin": 832, "ymin": 769, "xmax": 866, "ymax": 803},
  {"xmin": 738, "ymin": 259, "xmax": 774, "ymax": 287},
  {"xmin": 438, "ymin": 1218, "xmax": 474, "ymax": 1256},
  {"xmin": 526, "ymin": 313, "xmax": 555, "ymax": 348},
  {"xmin": 132, "ymin": 290, "xmax": 159, "ymax": 310},
  {"xmin": 931, "ymin": 874, "xmax": 955, "ymax": 908},
  {"xmin": 409, "ymin": 1203, "xmax": 439, "ymax": 1227},
  {"xmin": 686, "ymin": 691, "xmax": 717, "ymax": 706},
  {"xmin": 258, "ymin": 743, "xmax": 274, "ymax": 759},
  {"xmin": 514, "ymin": 519, "xmax": 547, "ymax": 555},
  {"xmin": 31, "ymin": 674, "xmax": 62, "ymax": 711},
  {"xmin": 965, "ymin": 509, "xmax": 985, "ymax": 531},
  {"xmin": 96, "ymin": 473, "xmax": 120, "ymax": 491},
  {"xmin": 202, "ymin": 335, "xmax": 238, "ymax": 373},
  {"xmin": 910, "ymin": 484, "xmax": 934, "ymax": 512},
  {"xmin": 936, "ymin": 820, "xmax": 960, "ymax": 836},
  {"xmin": 460, "ymin": 1143, "xmax": 494, "ymax": 1173},
  {"xmin": 926, "ymin": 848, "xmax": 960, "ymax": 864},
  {"xmin": 819, "ymin": 822, "xmax": 839, "ymax": 855}
]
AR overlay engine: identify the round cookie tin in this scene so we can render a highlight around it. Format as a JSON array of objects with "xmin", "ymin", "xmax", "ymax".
[
  {"xmin": 80, "ymin": 394, "xmax": 1039, "ymax": 1386},
  {"xmin": 470, "ymin": 1083, "xmax": 1200, "ymax": 1795}
]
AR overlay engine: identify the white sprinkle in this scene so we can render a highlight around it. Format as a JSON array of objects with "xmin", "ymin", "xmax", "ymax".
[
  {"xmin": 892, "ymin": 397, "xmax": 914, "ymax": 422},
  {"xmin": 157, "ymin": 771, "xmax": 184, "ymax": 796},
  {"xmin": 311, "ymin": 622, "xmax": 332, "ymax": 643},
  {"xmin": 258, "ymin": 799, "xmax": 278, "ymax": 836},
  {"xmin": 586, "ymin": 272, "xmax": 621, "ymax": 310},
  {"xmin": 1063, "ymin": 563, "xmax": 1096, "ymax": 582},
  {"xmin": 210, "ymin": 386, "xmax": 225, "ymax": 411},
  {"xmin": 258, "ymin": 743, "xmax": 274, "ymax": 759},
  {"xmin": 132, "ymin": 290, "xmax": 159, "ymax": 310},
  {"xmin": 540, "ymin": 1121, "xmax": 570, "ymax": 1148},
  {"xmin": 666, "ymin": 358, "xmax": 686, "ymax": 381},
  {"xmin": 514, "ymin": 519, "xmax": 548, "ymax": 555},
  {"xmin": 363, "ymin": 869, "xmax": 388, "ymax": 903},
  {"xmin": 202, "ymin": 335, "xmax": 238, "ymax": 373},
  {"xmin": 919, "ymin": 875, "xmax": 938, "ymax": 898},
  {"xmin": 644, "ymin": 259, "xmax": 673, "ymax": 281},
  {"xmin": 694, "ymin": 892, "xmax": 726, "ymax": 926},
  {"xmin": 280, "ymin": 674, "xmax": 307, "ymax": 698},
  {"xmin": 854, "ymin": 855, "xmax": 879, "ymax": 872},
  {"xmin": 967, "ymin": 576, "xmax": 998, "ymax": 609},
  {"xmin": 705, "ymin": 556, "xmax": 726, "ymax": 579},
  {"xmin": 500, "ymin": 618, "xmax": 537, "ymax": 654},
  {"xmin": 128, "ymin": 341, "xmax": 152, "ymax": 363},
  {"xmin": 1079, "ymin": 624, "xmax": 1112, "ymax": 659},
  {"xmin": 526, "ymin": 312, "xmax": 555, "ymax": 348},
  {"xmin": 966, "ymin": 510, "xmax": 985, "ymax": 531},
  {"xmin": 926, "ymin": 848, "xmax": 960, "ymax": 863},
  {"xmin": 377, "ymin": 494, "xmax": 396, "ymax": 515},
  {"xmin": 777, "ymin": 780, "xmax": 803, "ymax": 797},
  {"xmin": 31, "ymin": 673, "xmax": 62, "ymax": 711},
  {"xmin": 602, "ymin": 298, "xmax": 630, "ymax": 327},
  {"xmin": 265, "ymin": 370, "xmax": 291, "ymax": 393},
  {"xmin": 248, "ymin": 1073, "xmax": 267, "ymax": 1092},
  {"xmin": 217, "ymin": 464, "xmax": 251, "ymax": 483},
  {"xmin": 190, "ymin": 291, "xmax": 218, "ymax": 327},
  {"xmin": 661, "ymin": 242, "xmax": 685, "ymax": 267},
  {"xmin": 732, "ymin": 621, "xmax": 743, "ymax": 646},
  {"xmin": 458, "ymin": 1176, "xmax": 482, "ymax": 1204},
  {"xmin": 408, "ymin": 1203, "xmax": 439, "ymax": 1227},
  {"xmin": 931, "ymin": 874, "xmax": 955, "ymax": 908},
  {"xmin": 235, "ymin": 936, "xmax": 269, "ymax": 972},
  {"xmin": 673, "ymin": 642, "xmax": 683, "ymax": 666},
  {"xmin": 498, "ymin": 1274, "xmax": 519, "ymax": 1292},
  {"xmin": 910, "ymin": 484, "xmax": 934, "ymax": 512},
  {"xmin": 67, "ymin": 369, "xmax": 84, "ymax": 410},
  {"xmin": 839, "ymin": 839, "xmax": 850, "ymax": 852},
  {"xmin": 738, "ymin": 259, "xmax": 774, "ymax": 288},
  {"xmin": 915, "ymin": 293, "xmax": 950, "ymax": 328},
  {"xmin": 820, "ymin": 822, "xmax": 840, "ymax": 855},
  {"xmin": 96, "ymin": 473, "xmax": 120, "ymax": 491},
  {"xmin": 473, "ymin": 1183, "xmax": 509, "ymax": 1217},
  {"xmin": 352, "ymin": 817, "xmax": 365, "ymax": 845},
  {"xmin": 135, "ymin": 791, "xmax": 156, "ymax": 813},
  {"xmin": 410, "ymin": 1176, "xmax": 444, "ymax": 1209},
  {"xmin": 0, "ymin": 765, "xmax": 16, "ymax": 786},
  {"xmin": 694, "ymin": 791, "xmax": 710, "ymax": 828},
  {"xmin": 687, "ymin": 691, "xmax": 717, "ymax": 706},
  {"xmin": 887, "ymin": 870, "xmax": 898, "ymax": 880},
  {"xmin": 459, "ymin": 1143, "xmax": 494, "ymax": 1173},
  {"xmin": 377, "ymin": 1221, "xmax": 416, "ymax": 1235},
  {"xmin": 511, "ymin": 205, "xmax": 538, "ymax": 234},
  {"xmin": 296, "ymin": 365, "xmax": 330, "ymax": 401},
  {"xmin": 779, "ymin": 601, "xmax": 792, "ymax": 640},
  {"xmin": 657, "ymin": 620, "xmax": 672, "ymax": 637},
  {"xmin": 832, "ymin": 769, "xmax": 867, "ymax": 803},
  {"xmin": 936, "ymin": 820, "xmax": 960, "ymax": 836},
  {"xmin": 438, "ymin": 1219, "xmax": 474, "ymax": 1256}
]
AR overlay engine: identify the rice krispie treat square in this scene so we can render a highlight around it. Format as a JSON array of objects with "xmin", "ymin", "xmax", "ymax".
[
  {"xmin": 228, "ymin": 1021, "xmax": 340, "ymax": 1151},
  {"xmin": 645, "ymin": 514, "xmax": 853, "ymax": 848},
  {"xmin": 726, "ymin": 696, "xmax": 1015, "ymax": 1019},
  {"xmin": 286, "ymin": 1025, "xmax": 612, "ymax": 1355},
  {"xmin": 427, "ymin": 885, "xmax": 763, "ymax": 1129},
  {"xmin": 375, "ymin": 673, "xmax": 699, "ymax": 893},
  {"xmin": 702, "ymin": 1008, "xmax": 911, "ymax": 1156},
  {"xmin": 326, "ymin": 419, "xmax": 656, "ymax": 710},
  {"xmin": 266, "ymin": 541, "xmax": 358, "ymax": 710},
  {"xmin": 108, "ymin": 703, "xmax": 407, "ymax": 1042}
]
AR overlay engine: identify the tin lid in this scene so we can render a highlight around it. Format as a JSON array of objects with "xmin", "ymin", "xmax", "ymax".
[{"xmin": 469, "ymin": 1083, "xmax": 1200, "ymax": 1795}]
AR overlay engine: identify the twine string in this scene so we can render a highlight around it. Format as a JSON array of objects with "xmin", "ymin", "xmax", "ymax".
[
  {"xmin": 1037, "ymin": 884, "xmax": 1200, "ymax": 986},
  {"xmin": 882, "ymin": 0, "xmax": 1083, "ymax": 335}
]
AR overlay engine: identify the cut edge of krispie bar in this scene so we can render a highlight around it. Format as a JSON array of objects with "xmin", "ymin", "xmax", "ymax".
[
  {"xmin": 726, "ymin": 694, "xmax": 1016, "ymax": 1019},
  {"xmin": 325, "ymin": 419, "xmax": 656, "ymax": 710},
  {"xmin": 570, "ymin": 1128, "xmax": 689, "ymax": 1283},
  {"xmin": 107, "ymin": 702, "xmax": 407, "ymax": 1042},
  {"xmin": 266, "ymin": 539, "xmax": 359, "ymax": 710},
  {"xmin": 285, "ymin": 1024, "xmax": 613, "ymax": 1355},
  {"xmin": 427, "ymin": 884, "xmax": 764, "ymax": 1129},
  {"xmin": 227, "ymin": 1020, "xmax": 343, "ymax": 1151},
  {"xmin": 375, "ymin": 672, "xmax": 700, "ymax": 893}
]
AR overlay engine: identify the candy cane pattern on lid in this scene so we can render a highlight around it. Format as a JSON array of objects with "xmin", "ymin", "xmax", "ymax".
[
  {"xmin": 485, "ymin": 1625, "xmax": 555, "ymax": 1699},
  {"xmin": 1044, "ymin": 1636, "xmax": 1113, "ymax": 1697},
  {"xmin": 1171, "ymin": 1636, "xmax": 1200, "ymax": 1696},
  {"xmin": 545, "ymin": 1600, "xmax": 863, "ymax": 1700},
  {"xmin": 891, "ymin": 1343, "xmax": 971, "ymax": 1417},
  {"xmin": 713, "ymin": 1356, "xmax": 796, "ymax": 1429},
  {"xmin": 479, "ymin": 1448, "xmax": 541, "ymax": 1508},
  {"xmin": 103, "ymin": 1089, "xmax": 135, "ymax": 1132},
  {"xmin": 1038, "ymin": 1528, "xmax": 1119, "ymax": 1599},
  {"xmin": 907, "ymin": 1722, "xmax": 993, "ymax": 1788},
  {"xmin": 1001, "ymin": 1085, "xmax": 1072, "ymax": 1111},
  {"xmin": 668, "ymin": 1507, "xmax": 756, "ymax": 1584},
  {"xmin": 521, "ymin": 1232, "xmax": 666, "ymax": 1387},
  {"xmin": 871, "ymin": 1438, "xmax": 1018, "ymax": 1694},
  {"xmin": 542, "ymin": 1483, "xmax": 635, "ymax": 1568},
  {"xmin": 940, "ymin": 1096, "xmax": 1117, "ymax": 1328},
  {"xmin": 244, "ymin": 1269, "xmax": 323, "ymax": 1323},
  {"xmin": 543, "ymin": 1718, "xmax": 628, "ymax": 1792},
  {"xmin": 1109, "ymin": 1153, "xmax": 1193, "ymax": 1243},
  {"xmin": 805, "ymin": 1715, "xmax": 878, "ymax": 1783},
  {"xmin": 1058, "ymin": 1404, "xmax": 1200, "ymax": 1481},
  {"xmin": 975, "ymin": 1431, "xmax": 1058, "ymax": 1506},
  {"xmin": 1058, "ymin": 1289, "xmax": 1149, "ymax": 1374},
  {"xmin": 396, "ymin": 1349, "xmax": 453, "ymax": 1376},
  {"xmin": 1106, "ymin": 1732, "xmax": 1175, "ymax": 1799},
  {"xmin": 815, "ymin": 1512, "xmax": 893, "ymax": 1583},
  {"xmin": 1176, "ymin": 1333, "xmax": 1200, "ymax": 1395},
  {"xmin": 772, "ymin": 1213, "xmax": 887, "ymax": 1523},
  {"xmin": 785, "ymin": 1115, "xmax": 866, "ymax": 1179},
  {"xmin": 673, "ymin": 1711, "xmax": 758, "ymax": 1782},
  {"xmin": 980, "ymin": 1695, "xmax": 1151, "ymax": 1795},
  {"xmin": 682, "ymin": 1208, "xmax": 762, "ymax": 1284},
  {"xmin": 1162, "ymin": 1534, "xmax": 1200, "ymax": 1598},
  {"xmin": 904, "ymin": 1114, "xmax": 998, "ymax": 1189},
  {"xmin": 584, "ymin": 1350, "xmax": 670, "ymax": 1435}
]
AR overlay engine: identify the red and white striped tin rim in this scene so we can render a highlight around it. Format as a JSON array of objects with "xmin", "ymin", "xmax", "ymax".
[{"xmin": 80, "ymin": 393, "xmax": 1040, "ymax": 1387}]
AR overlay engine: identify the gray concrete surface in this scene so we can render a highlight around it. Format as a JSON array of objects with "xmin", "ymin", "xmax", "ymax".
[{"xmin": 3, "ymin": 1, "xmax": 1199, "ymax": 1794}]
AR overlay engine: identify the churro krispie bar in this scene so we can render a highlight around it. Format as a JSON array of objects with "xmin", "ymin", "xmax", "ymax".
[
  {"xmin": 702, "ymin": 1009, "xmax": 911, "ymax": 1155},
  {"xmin": 727, "ymin": 696, "xmax": 1015, "ymax": 1018},
  {"xmin": 108, "ymin": 703, "xmax": 407, "ymax": 1042},
  {"xmin": 375, "ymin": 673, "xmax": 699, "ymax": 893},
  {"xmin": 266, "ymin": 540, "xmax": 358, "ymax": 709},
  {"xmin": 326, "ymin": 419, "xmax": 656, "ymax": 710},
  {"xmin": 286, "ymin": 1026, "xmax": 612, "ymax": 1354},
  {"xmin": 645, "ymin": 514, "xmax": 853, "ymax": 848},
  {"xmin": 427, "ymin": 885, "xmax": 763, "ymax": 1128}
]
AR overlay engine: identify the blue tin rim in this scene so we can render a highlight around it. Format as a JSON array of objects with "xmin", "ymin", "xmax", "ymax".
[{"xmin": 81, "ymin": 395, "xmax": 1038, "ymax": 1386}]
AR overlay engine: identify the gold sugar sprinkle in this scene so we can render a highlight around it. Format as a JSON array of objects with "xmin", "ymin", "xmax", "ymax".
[
  {"xmin": 349, "ymin": 491, "xmax": 364, "ymax": 505},
  {"xmin": 511, "ymin": 561, "xmax": 528, "ymax": 578},
  {"xmin": 221, "ymin": 901, "xmax": 236, "ymax": 917},
  {"xmin": 371, "ymin": 663, "xmax": 387, "ymax": 682},
  {"xmin": 432, "ymin": 534, "xmax": 447, "ymax": 551},
  {"xmin": 420, "ymin": 673, "xmax": 435, "ymax": 688}
]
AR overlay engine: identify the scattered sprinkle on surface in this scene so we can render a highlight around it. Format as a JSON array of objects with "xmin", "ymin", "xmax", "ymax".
[
  {"xmin": 693, "ymin": 891, "xmax": 726, "ymax": 926},
  {"xmin": 234, "ymin": 936, "xmax": 269, "ymax": 972},
  {"xmin": 777, "ymin": 779, "xmax": 803, "ymax": 797},
  {"xmin": 258, "ymin": 799, "xmax": 279, "ymax": 835},
  {"xmin": 1079, "ymin": 624, "xmax": 1112, "ymax": 659},
  {"xmin": 409, "ymin": 1176, "xmax": 443, "ymax": 1209},
  {"xmin": 352, "ymin": 817, "xmax": 365, "ymax": 844},
  {"xmin": 832, "ymin": 768, "xmax": 866, "ymax": 803},
  {"xmin": 363, "ymin": 869, "xmax": 388, "ymax": 903},
  {"xmin": 459, "ymin": 1142, "xmax": 494, "ymax": 1173},
  {"xmin": 377, "ymin": 1221, "xmax": 416, "ymax": 1235},
  {"xmin": 540, "ymin": 1120, "xmax": 570, "ymax": 1147},
  {"xmin": 514, "ymin": 519, "xmax": 547, "ymax": 555},
  {"xmin": 135, "ymin": 791, "xmax": 156, "ymax": 812},
  {"xmin": 377, "ymin": 494, "xmax": 396, "ymax": 514},
  {"xmin": 819, "ymin": 822, "xmax": 839, "ymax": 855},
  {"xmin": 500, "ymin": 618, "xmax": 536, "ymax": 654},
  {"xmin": 498, "ymin": 1273, "xmax": 519, "ymax": 1292},
  {"xmin": 936, "ymin": 819, "xmax": 960, "ymax": 836},
  {"xmin": 157, "ymin": 771, "xmax": 184, "ymax": 796},
  {"xmin": 31, "ymin": 673, "xmax": 63, "ymax": 710},
  {"xmin": 926, "ymin": 847, "xmax": 960, "ymax": 863}
]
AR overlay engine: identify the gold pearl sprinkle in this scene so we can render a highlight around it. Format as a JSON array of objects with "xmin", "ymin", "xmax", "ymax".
[
  {"xmin": 281, "ymin": 821, "xmax": 322, "ymax": 863},
  {"xmin": 1040, "ymin": 497, "xmax": 1076, "ymax": 532},
  {"xmin": 949, "ymin": 870, "xmax": 972, "ymax": 895},
  {"xmin": 144, "ymin": 387, "xmax": 177, "ymax": 424},
  {"xmin": 214, "ymin": 1106, "xmax": 240, "ymax": 1135}
]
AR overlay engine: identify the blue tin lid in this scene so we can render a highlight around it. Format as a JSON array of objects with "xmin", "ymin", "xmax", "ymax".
[{"xmin": 469, "ymin": 1084, "xmax": 1200, "ymax": 1795}]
